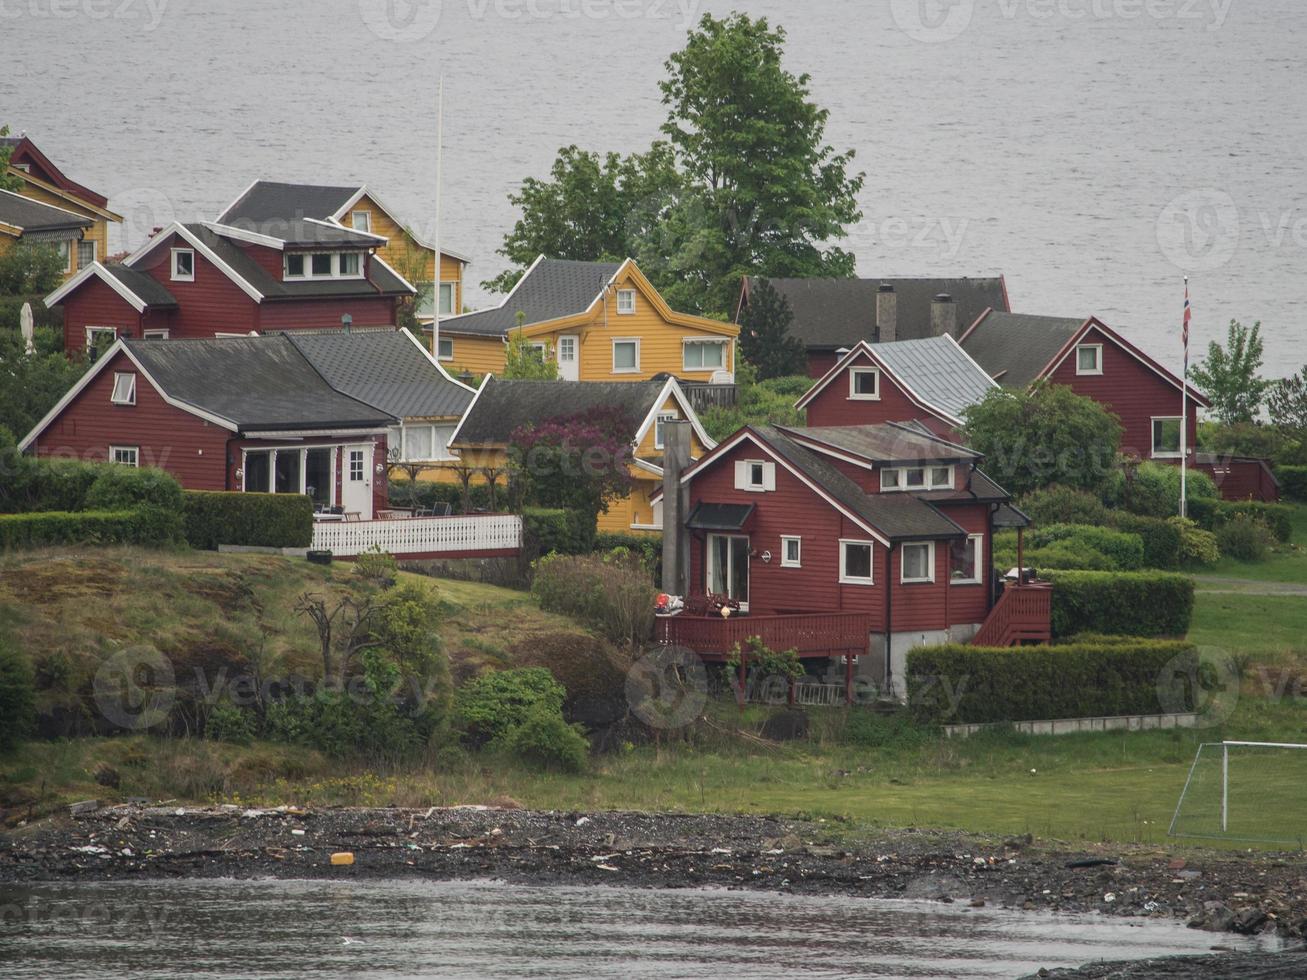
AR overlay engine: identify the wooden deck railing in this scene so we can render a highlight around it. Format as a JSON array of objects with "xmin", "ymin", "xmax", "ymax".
[
  {"xmin": 678, "ymin": 382, "xmax": 738, "ymax": 413},
  {"xmin": 972, "ymin": 583, "xmax": 1053, "ymax": 647},
  {"xmin": 311, "ymin": 514, "xmax": 522, "ymax": 558},
  {"xmin": 657, "ymin": 611, "xmax": 872, "ymax": 659}
]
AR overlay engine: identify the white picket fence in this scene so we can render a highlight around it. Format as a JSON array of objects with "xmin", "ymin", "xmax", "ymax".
[{"xmin": 311, "ymin": 514, "xmax": 523, "ymax": 558}]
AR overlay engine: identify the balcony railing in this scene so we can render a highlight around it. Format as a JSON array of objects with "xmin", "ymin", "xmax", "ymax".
[
  {"xmin": 657, "ymin": 611, "xmax": 872, "ymax": 659},
  {"xmin": 311, "ymin": 514, "xmax": 522, "ymax": 558},
  {"xmin": 971, "ymin": 583, "xmax": 1052, "ymax": 647}
]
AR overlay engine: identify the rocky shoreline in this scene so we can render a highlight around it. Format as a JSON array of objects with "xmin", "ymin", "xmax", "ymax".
[{"xmin": 2, "ymin": 803, "xmax": 1304, "ymax": 975}]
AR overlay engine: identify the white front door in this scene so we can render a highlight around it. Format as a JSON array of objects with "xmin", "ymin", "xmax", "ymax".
[
  {"xmin": 558, "ymin": 334, "xmax": 579, "ymax": 381},
  {"xmin": 342, "ymin": 445, "xmax": 373, "ymax": 519}
]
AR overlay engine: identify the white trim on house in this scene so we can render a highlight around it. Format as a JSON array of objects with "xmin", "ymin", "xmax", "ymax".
[
  {"xmin": 682, "ymin": 337, "xmax": 728, "ymax": 372},
  {"xmin": 108, "ymin": 445, "xmax": 139, "ymax": 467},
  {"xmin": 239, "ymin": 444, "xmax": 338, "ymax": 506},
  {"xmin": 880, "ymin": 464, "xmax": 955, "ymax": 492},
  {"xmin": 1151, "ymin": 415, "xmax": 1186, "ymax": 460},
  {"xmin": 611, "ymin": 337, "xmax": 641, "ymax": 374},
  {"xmin": 200, "ymin": 221, "xmax": 286, "ymax": 251},
  {"xmin": 781, "ymin": 535, "xmax": 802, "ymax": 568},
  {"xmin": 247, "ymin": 427, "xmax": 390, "ymax": 440},
  {"xmin": 439, "ymin": 254, "xmax": 546, "ymax": 330},
  {"xmin": 45, "ymin": 261, "xmax": 150, "ymax": 313},
  {"xmin": 283, "ymin": 250, "xmax": 367, "ymax": 281},
  {"xmin": 370, "ymin": 252, "xmax": 418, "ymax": 295},
  {"xmin": 349, "ymin": 210, "xmax": 371, "ymax": 233},
  {"xmin": 143, "ymin": 328, "xmax": 170, "ymax": 339},
  {"xmin": 734, "ymin": 458, "xmax": 775, "ymax": 492},
  {"xmin": 839, "ymin": 539, "xmax": 875, "ymax": 585},
  {"xmin": 1075, "ymin": 342, "xmax": 1104, "ymax": 376},
  {"xmin": 398, "ymin": 326, "xmax": 476, "ymax": 393},
  {"xmin": 951, "ymin": 534, "xmax": 984, "ymax": 585},
  {"xmin": 1039, "ymin": 320, "xmax": 1207, "ymax": 403},
  {"xmin": 0, "ymin": 186, "xmax": 91, "ymax": 222},
  {"xmin": 900, "ymin": 541, "xmax": 936, "ymax": 584},
  {"xmin": 447, "ymin": 373, "xmax": 493, "ymax": 448},
  {"xmin": 171, "ymin": 248, "xmax": 195, "ymax": 282},
  {"xmin": 848, "ymin": 366, "xmax": 881, "ymax": 400},
  {"xmin": 124, "ymin": 223, "xmax": 265, "ymax": 303},
  {"xmin": 302, "ymin": 216, "xmax": 387, "ymax": 244},
  {"xmin": 85, "ymin": 325, "xmax": 118, "ymax": 349},
  {"xmin": 632, "ymin": 378, "xmax": 718, "ymax": 452},
  {"xmin": 215, "ymin": 178, "xmax": 262, "ymax": 224},
  {"xmin": 110, "ymin": 372, "xmax": 136, "ymax": 406}
]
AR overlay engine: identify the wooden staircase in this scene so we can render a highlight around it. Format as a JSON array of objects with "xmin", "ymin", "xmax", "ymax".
[{"xmin": 972, "ymin": 583, "xmax": 1053, "ymax": 647}]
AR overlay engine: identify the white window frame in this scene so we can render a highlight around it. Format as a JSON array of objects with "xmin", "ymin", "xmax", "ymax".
[
  {"xmin": 683, "ymin": 338, "xmax": 727, "ymax": 372},
  {"xmin": 171, "ymin": 248, "xmax": 195, "ymax": 282},
  {"xmin": 109, "ymin": 445, "xmax": 139, "ymax": 467},
  {"xmin": 350, "ymin": 210, "xmax": 371, "ymax": 233},
  {"xmin": 951, "ymin": 534, "xmax": 984, "ymax": 585},
  {"xmin": 283, "ymin": 251, "xmax": 366, "ymax": 281},
  {"xmin": 1151, "ymin": 416, "xmax": 1185, "ymax": 460},
  {"xmin": 77, "ymin": 239, "xmax": 97, "ymax": 270},
  {"xmin": 438, "ymin": 281, "xmax": 455, "ymax": 315},
  {"xmin": 437, "ymin": 335, "xmax": 454, "ymax": 361},
  {"xmin": 143, "ymin": 328, "xmax": 170, "ymax": 340},
  {"xmin": 13, "ymin": 162, "xmax": 29, "ymax": 173},
  {"xmin": 735, "ymin": 459, "xmax": 775, "ymax": 493},
  {"xmin": 849, "ymin": 366, "xmax": 881, "ymax": 400},
  {"xmin": 839, "ymin": 539, "xmax": 875, "ymax": 585},
  {"xmin": 1076, "ymin": 343, "xmax": 1103, "ymax": 376},
  {"xmin": 388, "ymin": 423, "xmax": 456, "ymax": 464},
  {"xmin": 612, "ymin": 338, "xmax": 640, "ymax": 374},
  {"xmin": 85, "ymin": 325, "xmax": 117, "ymax": 351},
  {"xmin": 110, "ymin": 372, "xmax": 137, "ymax": 406},
  {"xmin": 901, "ymin": 541, "xmax": 936, "ymax": 585},
  {"xmin": 654, "ymin": 411, "xmax": 677, "ymax": 450},
  {"xmin": 616, "ymin": 288, "xmax": 636, "ymax": 314},
  {"xmin": 705, "ymin": 533, "xmax": 750, "ymax": 612},
  {"xmin": 781, "ymin": 536, "xmax": 802, "ymax": 568},
  {"xmin": 880, "ymin": 465, "xmax": 954, "ymax": 492}
]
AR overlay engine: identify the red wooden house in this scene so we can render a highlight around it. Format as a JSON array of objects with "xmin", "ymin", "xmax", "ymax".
[
  {"xmin": 656, "ymin": 422, "xmax": 1044, "ymax": 699},
  {"xmin": 795, "ymin": 335, "xmax": 997, "ymax": 440},
  {"xmin": 44, "ymin": 219, "xmax": 415, "ymax": 357},
  {"xmin": 959, "ymin": 311, "xmax": 1275, "ymax": 501}
]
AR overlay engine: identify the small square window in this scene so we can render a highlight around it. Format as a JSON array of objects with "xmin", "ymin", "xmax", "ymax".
[
  {"xmin": 613, "ymin": 339, "xmax": 639, "ymax": 373},
  {"xmin": 311, "ymin": 253, "xmax": 333, "ymax": 277},
  {"xmin": 110, "ymin": 446, "xmax": 139, "ymax": 467},
  {"xmin": 616, "ymin": 289, "xmax": 636, "ymax": 314},
  {"xmin": 86, "ymin": 326, "xmax": 117, "ymax": 353},
  {"xmin": 904, "ymin": 468, "xmax": 926, "ymax": 488},
  {"xmin": 850, "ymin": 367, "xmax": 880, "ymax": 399},
  {"xmin": 781, "ymin": 536, "xmax": 801, "ymax": 568},
  {"xmin": 1076, "ymin": 344, "xmax": 1103, "ymax": 375},
  {"xmin": 171, "ymin": 248, "xmax": 194, "ymax": 282},
  {"xmin": 901, "ymin": 542, "xmax": 935, "ymax": 584},
  {"xmin": 438, "ymin": 336, "xmax": 454, "ymax": 360},
  {"xmin": 285, "ymin": 253, "xmax": 305, "ymax": 278},
  {"xmin": 350, "ymin": 210, "xmax": 371, "ymax": 233},
  {"xmin": 840, "ymin": 540, "xmax": 874, "ymax": 584},
  {"xmin": 110, "ymin": 372, "xmax": 136, "ymax": 406},
  {"xmin": 78, "ymin": 240, "xmax": 97, "ymax": 270},
  {"xmin": 880, "ymin": 468, "xmax": 900, "ymax": 491}
]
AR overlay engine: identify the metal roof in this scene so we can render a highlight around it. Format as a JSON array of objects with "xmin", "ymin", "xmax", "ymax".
[{"xmin": 868, "ymin": 336, "xmax": 997, "ymax": 419}]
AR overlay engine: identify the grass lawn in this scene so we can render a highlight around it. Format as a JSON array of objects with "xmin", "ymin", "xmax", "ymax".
[
  {"xmin": 1189, "ymin": 592, "xmax": 1307, "ymax": 662},
  {"xmin": 1200, "ymin": 502, "xmax": 1307, "ymax": 584}
]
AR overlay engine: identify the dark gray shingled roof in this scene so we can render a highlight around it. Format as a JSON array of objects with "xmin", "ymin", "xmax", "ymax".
[
  {"xmin": 441, "ymin": 258, "xmax": 623, "ymax": 337},
  {"xmin": 123, "ymin": 336, "xmax": 396, "ymax": 432},
  {"xmin": 779, "ymin": 423, "xmax": 981, "ymax": 464},
  {"xmin": 755, "ymin": 276, "xmax": 1008, "ymax": 350},
  {"xmin": 185, "ymin": 224, "xmax": 413, "ymax": 302},
  {"xmin": 453, "ymin": 377, "xmax": 666, "ymax": 445},
  {"xmin": 102, "ymin": 264, "xmax": 178, "ymax": 307},
  {"xmin": 959, "ymin": 311, "xmax": 1086, "ymax": 388},
  {"xmin": 217, "ymin": 180, "xmax": 358, "ymax": 224},
  {"xmin": 867, "ymin": 336, "xmax": 996, "ymax": 420},
  {"xmin": 0, "ymin": 189, "xmax": 93, "ymax": 234},
  {"xmin": 756, "ymin": 426, "xmax": 967, "ymax": 542},
  {"xmin": 287, "ymin": 330, "xmax": 473, "ymax": 421}
]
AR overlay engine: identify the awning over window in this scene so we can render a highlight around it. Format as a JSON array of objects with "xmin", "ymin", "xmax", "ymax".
[
  {"xmin": 686, "ymin": 502, "xmax": 755, "ymax": 532},
  {"xmin": 21, "ymin": 228, "xmax": 82, "ymax": 243}
]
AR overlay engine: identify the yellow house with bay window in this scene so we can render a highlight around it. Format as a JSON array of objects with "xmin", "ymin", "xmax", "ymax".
[
  {"xmin": 434, "ymin": 256, "xmax": 738, "ymax": 383},
  {"xmin": 447, "ymin": 375, "xmax": 715, "ymax": 534}
]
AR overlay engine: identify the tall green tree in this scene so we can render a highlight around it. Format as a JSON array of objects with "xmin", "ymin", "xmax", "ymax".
[
  {"xmin": 0, "ymin": 125, "xmax": 23, "ymax": 193},
  {"xmin": 503, "ymin": 319, "xmax": 559, "ymax": 380},
  {"xmin": 0, "ymin": 326, "xmax": 85, "ymax": 439},
  {"xmin": 738, "ymin": 278, "xmax": 806, "ymax": 379},
  {"xmin": 1189, "ymin": 320, "xmax": 1268, "ymax": 425},
  {"xmin": 1267, "ymin": 367, "xmax": 1307, "ymax": 432}
]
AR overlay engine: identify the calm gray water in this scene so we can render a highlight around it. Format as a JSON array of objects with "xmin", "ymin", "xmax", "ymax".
[
  {"xmin": 0, "ymin": 879, "xmax": 1276, "ymax": 978},
  {"xmin": 5, "ymin": 0, "xmax": 1306, "ymax": 372}
]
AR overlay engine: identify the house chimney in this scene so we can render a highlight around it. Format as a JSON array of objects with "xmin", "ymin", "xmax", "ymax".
[
  {"xmin": 876, "ymin": 283, "xmax": 897, "ymax": 344},
  {"xmin": 661, "ymin": 421, "xmax": 692, "ymax": 596},
  {"xmin": 931, "ymin": 293, "xmax": 957, "ymax": 338}
]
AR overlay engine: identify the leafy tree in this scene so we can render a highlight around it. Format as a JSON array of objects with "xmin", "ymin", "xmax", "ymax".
[
  {"xmin": 503, "ymin": 325, "xmax": 559, "ymax": 380},
  {"xmin": 963, "ymin": 384, "xmax": 1123, "ymax": 497},
  {"xmin": 0, "ymin": 326, "xmax": 85, "ymax": 439},
  {"xmin": 1189, "ymin": 320, "xmax": 1268, "ymax": 425},
  {"xmin": 653, "ymin": 13, "xmax": 863, "ymax": 315},
  {"xmin": 0, "ymin": 125, "xmax": 22, "ymax": 193},
  {"xmin": 0, "ymin": 242, "xmax": 66, "ymax": 296},
  {"xmin": 738, "ymin": 278, "xmax": 805, "ymax": 379},
  {"xmin": 699, "ymin": 361, "xmax": 806, "ymax": 442},
  {"xmin": 486, "ymin": 14, "xmax": 864, "ymax": 317},
  {"xmin": 1267, "ymin": 367, "xmax": 1307, "ymax": 431},
  {"xmin": 484, "ymin": 144, "xmax": 680, "ymax": 294}
]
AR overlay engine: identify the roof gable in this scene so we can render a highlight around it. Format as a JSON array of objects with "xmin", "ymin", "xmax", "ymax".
[
  {"xmin": 450, "ymin": 376, "xmax": 671, "ymax": 446},
  {"xmin": 3, "ymin": 135, "xmax": 111, "ymax": 210},
  {"xmin": 958, "ymin": 310, "xmax": 1087, "ymax": 387},
  {"xmin": 45, "ymin": 261, "xmax": 178, "ymax": 313},
  {"xmin": 0, "ymin": 188, "xmax": 94, "ymax": 235},
  {"xmin": 1043, "ymin": 318, "xmax": 1212, "ymax": 407}
]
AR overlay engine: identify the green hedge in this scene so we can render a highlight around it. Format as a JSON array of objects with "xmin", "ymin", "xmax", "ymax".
[
  {"xmin": 1107, "ymin": 512, "xmax": 1183, "ymax": 570},
  {"xmin": 907, "ymin": 639, "xmax": 1199, "ymax": 725},
  {"xmin": 594, "ymin": 531, "xmax": 662, "ymax": 578},
  {"xmin": 182, "ymin": 491, "xmax": 314, "ymax": 550},
  {"xmin": 523, "ymin": 507, "xmax": 594, "ymax": 556},
  {"xmin": 0, "ymin": 508, "xmax": 183, "ymax": 549},
  {"xmin": 1046, "ymin": 570, "xmax": 1194, "ymax": 638},
  {"xmin": 388, "ymin": 479, "xmax": 498, "ymax": 514},
  {"xmin": 1210, "ymin": 501, "xmax": 1293, "ymax": 543},
  {"xmin": 1277, "ymin": 466, "xmax": 1307, "ymax": 503},
  {"xmin": 84, "ymin": 465, "xmax": 184, "ymax": 512},
  {"xmin": 0, "ymin": 458, "xmax": 102, "ymax": 513},
  {"xmin": 1028, "ymin": 524, "xmax": 1144, "ymax": 570}
]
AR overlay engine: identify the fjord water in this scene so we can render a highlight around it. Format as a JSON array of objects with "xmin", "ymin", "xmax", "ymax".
[
  {"xmin": 5, "ymin": 0, "xmax": 1306, "ymax": 373},
  {"xmin": 0, "ymin": 879, "xmax": 1273, "ymax": 978}
]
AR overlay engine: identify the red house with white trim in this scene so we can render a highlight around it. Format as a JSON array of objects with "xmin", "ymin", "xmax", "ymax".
[
  {"xmin": 657, "ymin": 422, "xmax": 1045, "ymax": 698},
  {"xmin": 44, "ymin": 219, "xmax": 415, "ymax": 358}
]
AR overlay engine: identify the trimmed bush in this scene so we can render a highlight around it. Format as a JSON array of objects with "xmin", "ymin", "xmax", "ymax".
[
  {"xmin": 1277, "ymin": 465, "xmax": 1307, "ymax": 502},
  {"xmin": 1106, "ymin": 462, "xmax": 1218, "ymax": 519},
  {"xmin": 1018, "ymin": 485, "xmax": 1110, "ymax": 527},
  {"xmin": 0, "ymin": 458, "xmax": 102, "ymax": 513},
  {"xmin": 0, "ymin": 508, "xmax": 183, "ymax": 549},
  {"xmin": 1169, "ymin": 517, "xmax": 1220, "ymax": 567},
  {"xmin": 512, "ymin": 633, "xmax": 634, "ymax": 729},
  {"xmin": 1028, "ymin": 524, "xmax": 1144, "ymax": 570},
  {"xmin": 532, "ymin": 551, "xmax": 657, "ymax": 647},
  {"xmin": 84, "ymin": 465, "xmax": 183, "ymax": 512},
  {"xmin": 0, "ymin": 638, "xmax": 36, "ymax": 751},
  {"xmin": 594, "ymin": 531, "xmax": 662, "ymax": 580},
  {"xmin": 1107, "ymin": 512, "xmax": 1183, "ymax": 570},
  {"xmin": 183, "ymin": 491, "xmax": 313, "ymax": 550},
  {"xmin": 1211, "ymin": 501, "xmax": 1293, "ymax": 543},
  {"xmin": 523, "ymin": 506, "xmax": 593, "ymax": 556},
  {"xmin": 907, "ymin": 639, "xmax": 1199, "ymax": 725},
  {"xmin": 1045, "ymin": 570, "xmax": 1194, "ymax": 638},
  {"xmin": 494, "ymin": 703, "xmax": 589, "ymax": 773},
  {"xmin": 454, "ymin": 667, "xmax": 566, "ymax": 747},
  {"xmin": 1216, "ymin": 513, "xmax": 1276, "ymax": 562}
]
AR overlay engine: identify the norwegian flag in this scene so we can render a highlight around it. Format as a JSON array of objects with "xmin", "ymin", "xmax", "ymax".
[{"xmin": 1183, "ymin": 277, "xmax": 1191, "ymax": 373}]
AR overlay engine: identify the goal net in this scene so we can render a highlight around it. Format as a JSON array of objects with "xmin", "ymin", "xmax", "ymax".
[{"xmin": 1169, "ymin": 741, "xmax": 1307, "ymax": 844}]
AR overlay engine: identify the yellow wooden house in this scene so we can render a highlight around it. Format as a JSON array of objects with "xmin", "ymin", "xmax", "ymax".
[
  {"xmin": 217, "ymin": 180, "xmax": 469, "ymax": 318},
  {"xmin": 436, "ymin": 256, "xmax": 739, "ymax": 382},
  {"xmin": 447, "ymin": 375, "xmax": 715, "ymax": 534},
  {"xmin": 2, "ymin": 134, "xmax": 122, "ymax": 281}
]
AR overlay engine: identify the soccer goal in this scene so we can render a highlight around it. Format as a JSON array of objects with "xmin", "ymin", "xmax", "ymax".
[{"xmin": 1169, "ymin": 741, "xmax": 1307, "ymax": 844}]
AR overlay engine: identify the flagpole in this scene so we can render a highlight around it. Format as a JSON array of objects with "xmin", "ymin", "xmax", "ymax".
[
  {"xmin": 432, "ymin": 75, "xmax": 444, "ymax": 358},
  {"xmin": 1180, "ymin": 276, "xmax": 1189, "ymax": 519}
]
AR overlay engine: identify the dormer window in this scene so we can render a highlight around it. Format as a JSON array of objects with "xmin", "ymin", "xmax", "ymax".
[
  {"xmin": 616, "ymin": 289, "xmax": 636, "ymax": 314},
  {"xmin": 849, "ymin": 367, "xmax": 880, "ymax": 400},
  {"xmin": 110, "ymin": 372, "xmax": 137, "ymax": 406},
  {"xmin": 339, "ymin": 252, "xmax": 361, "ymax": 276},
  {"xmin": 171, "ymin": 248, "xmax": 194, "ymax": 282},
  {"xmin": 881, "ymin": 465, "xmax": 954, "ymax": 492},
  {"xmin": 284, "ymin": 251, "xmax": 366, "ymax": 280},
  {"xmin": 1076, "ymin": 343, "xmax": 1103, "ymax": 375},
  {"xmin": 285, "ymin": 254, "xmax": 305, "ymax": 278},
  {"xmin": 311, "ymin": 253, "xmax": 333, "ymax": 276}
]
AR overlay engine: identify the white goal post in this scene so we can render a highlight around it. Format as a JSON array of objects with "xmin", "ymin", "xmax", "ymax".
[{"xmin": 1170, "ymin": 741, "xmax": 1307, "ymax": 842}]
